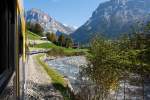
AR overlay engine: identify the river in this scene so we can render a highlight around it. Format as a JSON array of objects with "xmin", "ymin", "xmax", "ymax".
[
  {"xmin": 46, "ymin": 56, "xmax": 150, "ymax": 100},
  {"xmin": 47, "ymin": 56, "xmax": 87, "ymax": 84}
]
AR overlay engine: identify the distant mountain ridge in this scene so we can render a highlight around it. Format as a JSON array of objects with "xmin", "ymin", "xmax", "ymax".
[
  {"xmin": 71, "ymin": 0, "xmax": 150, "ymax": 43},
  {"xmin": 26, "ymin": 8, "xmax": 75, "ymax": 35}
]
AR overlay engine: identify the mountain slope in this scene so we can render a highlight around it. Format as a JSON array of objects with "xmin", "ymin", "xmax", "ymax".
[
  {"xmin": 26, "ymin": 8, "xmax": 75, "ymax": 35},
  {"xmin": 71, "ymin": 0, "xmax": 150, "ymax": 43}
]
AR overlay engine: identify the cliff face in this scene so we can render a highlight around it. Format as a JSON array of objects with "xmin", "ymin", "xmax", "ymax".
[{"xmin": 71, "ymin": 0, "xmax": 150, "ymax": 43}]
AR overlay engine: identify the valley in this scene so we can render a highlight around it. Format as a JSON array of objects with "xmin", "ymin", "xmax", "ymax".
[{"xmin": 25, "ymin": 0, "xmax": 150, "ymax": 100}]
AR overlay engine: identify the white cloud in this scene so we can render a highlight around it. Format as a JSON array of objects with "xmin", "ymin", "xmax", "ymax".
[{"xmin": 73, "ymin": 26, "xmax": 79, "ymax": 29}]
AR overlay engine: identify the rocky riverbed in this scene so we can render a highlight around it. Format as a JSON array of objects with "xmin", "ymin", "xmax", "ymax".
[
  {"xmin": 46, "ymin": 56, "xmax": 87, "ymax": 84},
  {"xmin": 45, "ymin": 56, "xmax": 150, "ymax": 100}
]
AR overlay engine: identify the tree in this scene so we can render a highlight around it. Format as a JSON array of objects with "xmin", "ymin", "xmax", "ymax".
[
  {"xmin": 81, "ymin": 36, "xmax": 124, "ymax": 99},
  {"xmin": 65, "ymin": 37, "xmax": 73, "ymax": 48},
  {"xmin": 79, "ymin": 21, "xmax": 150, "ymax": 99},
  {"xmin": 58, "ymin": 34, "xmax": 65, "ymax": 46},
  {"xmin": 144, "ymin": 21, "xmax": 150, "ymax": 34},
  {"xmin": 26, "ymin": 22, "xmax": 31, "ymax": 30},
  {"xmin": 46, "ymin": 32, "xmax": 57, "ymax": 43},
  {"xmin": 144, "ymin": 22, "xmax": 150, "ymax": 48},
  {"xmin": 29, "ymin": 23, "xmax": 44, "ymax": 36}
]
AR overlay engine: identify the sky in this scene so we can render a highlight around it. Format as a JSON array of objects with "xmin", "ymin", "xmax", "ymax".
[{"xmin": 24, "ymin": 0, "xmax": 109, "ymax": 28}]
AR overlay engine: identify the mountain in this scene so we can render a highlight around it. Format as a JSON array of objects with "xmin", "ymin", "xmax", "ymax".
[
  {"xmin": 26, "ymin": 8, "xmax": 75, "ymax": 35},
  {"xmin": 71, "ymin": 0, "xmax": 150, "ymax": 43}
]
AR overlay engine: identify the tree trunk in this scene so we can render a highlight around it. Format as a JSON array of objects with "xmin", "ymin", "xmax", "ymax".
[
  {"xmin": 124, "ymin": 79, "xmax": 126, "ymax": 100},
  {"xmin": 142, "ymin": 75, "xmax": 145, "ymax": 100}
]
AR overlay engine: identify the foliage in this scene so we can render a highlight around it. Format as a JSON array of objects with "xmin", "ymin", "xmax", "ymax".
[
  {"xmin": 46, "ymin": 33, "xmax": 74, "ymax": 48},
  {"xmin": 83, "ymin": 37, "xmax": 124, "ymax": 98},
  {"xmin": 27, "ymin": 30, "xmax": 41, "ymax": 40},
  {"xmin": 29, "ymin": 23, "xmax": 44, "ymax": 36},
  {"xmin": 82, "ymin": 31, "xmax": 150, "ymax": 99},
  {"xmin": 46, "ymin": 32, "xmax": 57, "ymax": 43},
  {"xmin": 138, "ymin": 48, "xmax": 150, "ymax": 65},
  {"xmin": 58, "ymin": 34, "xmax": 65, "ymax": 46},
  {"xmin": 65, "ymin": 37, "xmax": 73, "ymax": 48},
  {"xmin": 47, "ymin": 47, "xmax": 65, "ymax": 56},
  {"xmin": 47, "ymin": 47, "xmax": 86, "ymax": 57},
  {"xmin": 26, "ymin": 22, "xmax": 31, "ymax": 30},
  {"xmin": 144, "ymin": 21, "xmax": 150, "ymax": 34},
  {"xmin": 32, "ymin": 41, "xmax": 88, "ymax": 56}
]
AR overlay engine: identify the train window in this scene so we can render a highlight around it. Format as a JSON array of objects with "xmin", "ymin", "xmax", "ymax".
[
  {"xmin": 0, "ymin": 0, "xmax": 16, "ymax": 94},
  {"xmin": 8, "ymin": 0, "xmax": 16, "ymax": 71},
  {"xmin": 0, "ymin": 1, "xmax": 9, "ymax": 74}
]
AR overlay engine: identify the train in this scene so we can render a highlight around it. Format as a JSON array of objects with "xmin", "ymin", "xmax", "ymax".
[{"xmin": 0, "ymin": 0, "xmax": 26, "ymax": 99}]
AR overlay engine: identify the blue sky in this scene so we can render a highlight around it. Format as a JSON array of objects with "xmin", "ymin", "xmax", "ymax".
[{"xmin": 24, "ymin": 0, "xmax": 109, "ymax": 28}]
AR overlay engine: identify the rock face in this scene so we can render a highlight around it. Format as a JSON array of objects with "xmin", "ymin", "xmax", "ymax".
[
  {"xmin": 26, "ymin": 8, "xmax": 75, "ymax": 35},
  {"xmin": 71, "ymin": 0, "xmax": 150, "ymax": 43}
]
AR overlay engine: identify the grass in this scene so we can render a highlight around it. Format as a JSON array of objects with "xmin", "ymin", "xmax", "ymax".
[
  {"xmin": 27, "ymin": 30, "xmax": 89, "ymax": 56},
  {"xmin": 35, "ymin": 54, "xmax": 75, "ymax": 100},
  {"xmin": 27, "ymin": 30, "xmax": 41, "ymax": 40},
  {"xmin": 47, "ymin": 48, "xmax": 85, "ymax": 56},
  {"xmin": 33, "ymin": 41, "xmax": 89, "ymax": 56},
  {"xmin": 34, "ymin": 42, "xmax": 56, "ymax": 49},
  {"xmin": 29, "ymin": 47, "xmax": 46, "ymax": 51},
  {"xmin": 36, "ymin": 54, "xmax": 65, "ymax": 85}
]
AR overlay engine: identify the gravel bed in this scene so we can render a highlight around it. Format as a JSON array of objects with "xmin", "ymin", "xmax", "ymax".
[{"xmin": 25, "ymin": 55, "xmax": 63, "ymax": 100}]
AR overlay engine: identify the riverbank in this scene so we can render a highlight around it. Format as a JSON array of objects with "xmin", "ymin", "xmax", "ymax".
[
  {"xmin": 25, "ymin": 54, "xmax": 63, "ymax": 100},
  {"xmin": 44, "ymin": 55, "xmax": 91, "ymax": 100},
  {"xmin": 35, "ymin": 54, "xmax": 75, "ymax": 100},
  {"xmin": 28, "ymin": 31, "xmax": 89, "ymax": 99},
  {"xmin": 42, "ymin": 54, "xmax": 150, "ymax": 100}
]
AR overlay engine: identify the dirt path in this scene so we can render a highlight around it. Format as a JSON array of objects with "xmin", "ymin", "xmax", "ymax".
[{"xmin": 25, "ymin": 54, "xmax": 63, "ymax": 100}]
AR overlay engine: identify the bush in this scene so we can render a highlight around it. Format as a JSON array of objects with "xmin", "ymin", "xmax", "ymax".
[
  {"xmin": 47, "ymin": 47, "xmax": 65, "ymax": 56},
  {"xmin": 47, "ymin": 47, "xmax": 86, "ymax": 57}
]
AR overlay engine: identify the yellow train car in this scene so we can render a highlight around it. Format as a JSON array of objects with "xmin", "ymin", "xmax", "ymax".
[{"xmin": 0, "ymin": 0, "xmax": 26, "ymax": 99}]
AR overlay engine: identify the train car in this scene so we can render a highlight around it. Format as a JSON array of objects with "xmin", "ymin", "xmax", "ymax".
[{"xmin": 0, "ymin": 0, "xmax": 26, "ymax": 99}]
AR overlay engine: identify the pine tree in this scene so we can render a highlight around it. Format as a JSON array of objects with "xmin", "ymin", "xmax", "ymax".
[
  {"xmin": 46, "ymin": 32, "xmax": 57, "ymax": 43},
  {"xmin": 30, "ymin": 23, "xmax": 44, "ymax": 36},
  {"xmin": 65, "ymin": 37, "xmax": 73, "ymax": 48},
  {"xmin": 58, "ymin": 34, "xmax": 65, "ymax": 46}
]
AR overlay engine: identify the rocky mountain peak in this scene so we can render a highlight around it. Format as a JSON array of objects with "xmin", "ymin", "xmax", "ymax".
[
  {"xmin": 26, "ymin": 8, "xmax": 75, "ymax": 35},
  {"xmin": 71, "ymin": 0, "xmax": 150, "ymax": 44},
  {"xmin": 111, "ymin": 0, "xmax": 129, "ymax": 4}
]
